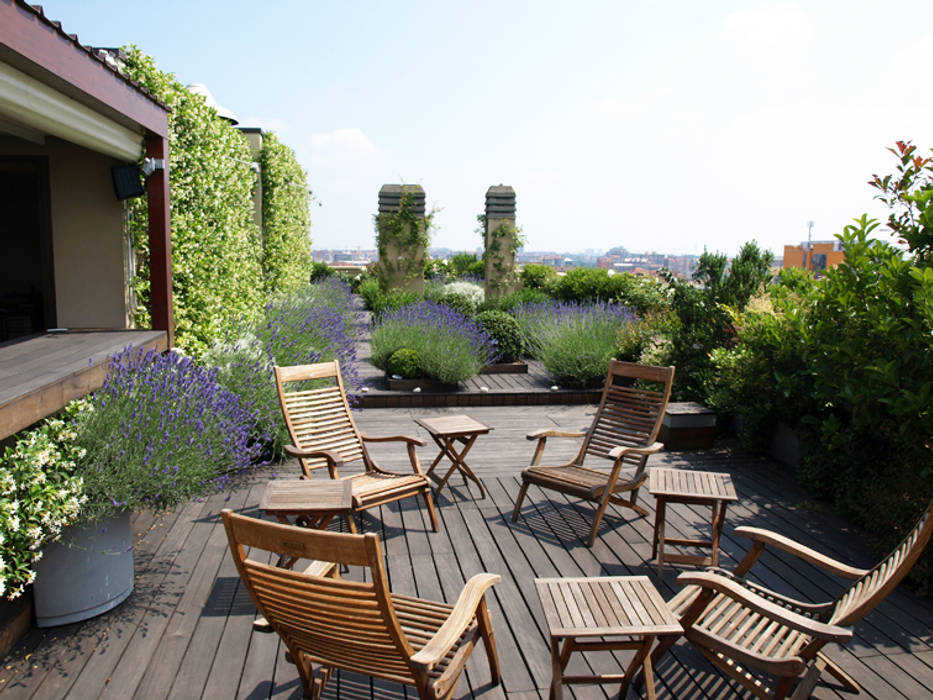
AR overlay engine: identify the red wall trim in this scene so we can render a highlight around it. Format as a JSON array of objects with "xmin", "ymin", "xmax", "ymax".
[{"xmin": 0, "ymin": 1, "xmax": 168, "ymax": 137}]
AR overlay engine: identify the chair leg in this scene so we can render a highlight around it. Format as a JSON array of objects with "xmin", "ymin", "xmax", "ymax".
[
  {"xmin": 477, "ymin": 598, "xmax": 502, "ymax": 685},
  {"xmin": 423, "ymin": 488, "xmax": 440, "ymax": 532},
  {"xmin": 511, "ymin": 479, "xmax": 530, "ymax": 522},
  {"xmin": 588, "ymin": 490, "xmax": 616, "ymax": 546},
  {"xmin": 817, "ymin": 651, "xmax": 861, "ymax": 694},
  {"xmin": 343, "ymin": 513, "xmax": 357, "ymax": 533}
]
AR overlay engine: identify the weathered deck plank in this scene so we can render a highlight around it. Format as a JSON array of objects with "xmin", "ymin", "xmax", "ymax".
[{"xmin": 1, "ymin": 404, "xmax": 931, "ymax": 699}]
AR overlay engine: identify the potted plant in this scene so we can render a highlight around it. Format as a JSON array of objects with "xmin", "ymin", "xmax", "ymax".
[{"xmin": 31, "ymin": 346, "xmax": 263, "ymax": 626}]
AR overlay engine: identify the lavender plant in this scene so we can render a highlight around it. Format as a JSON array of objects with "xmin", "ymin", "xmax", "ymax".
[
  {"xmin": 512, "ymin": 300, "xmax": 636, "ymax": 387},
  {"xmin": 203, "ymin": 279, "xmax": 362, "ymax": 456},
  {"xmin": 74, "ymin": 347, "xmax": 263, "ymax": 522},
  {"xmin": 370, "ymin": 301, "xmax": 498, "ymax": 383}
]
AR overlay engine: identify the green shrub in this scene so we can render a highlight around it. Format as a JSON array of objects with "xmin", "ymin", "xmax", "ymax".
[
  {"xmin": 449, "ymin": 252, "xmax": 482, "ymax": 278},
  {"xmin": 661, "ymin": 241, "xmax": 774, "ymax": 401},
  {"xmin": 481, "ymin": 287, "xmax": 550, "ymax": 312},
  {"xmin": 387, "ymin": 348, "xmax": 421, "ymax": 378},
  {"xmin": 121, "ymin": 47, "xmax": 264, "ymax": 356},
  {"xmin": 259, "ymin": 131, "xmax": 312, "ymax": 296},
  {"xmin": 476, "ymin": 310, "xmax": 525, "ymax": 362},
  {"xmin": 521, "ymin": 263, "xmax": 557, "ymax": 289},
  {"xmin": 309, "ymin": 261, "xmax": 333, "ymax": 282},
  {"xmin": 711, "ymin": 217, "xmax": 933, "ymax": 594},
  {"xmin": 615, "ymin": 316, "xmax": 659, "ymax": 363}
]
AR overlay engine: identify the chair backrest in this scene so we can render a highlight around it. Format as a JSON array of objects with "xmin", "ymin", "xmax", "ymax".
[
  {"xmin": 274, "ymin": 361, "xmax": 364, "ymax": 474},
  {"xmin": 830, "ymin": 501, "xmax": 933, "ymax": 627},
  {"xmin": 221, "ymin": 510, "xmax": 417, "ymax": 683},
  {"xmin": 578, "ymin": 360, "xmax": 675, "ymax": 469}
]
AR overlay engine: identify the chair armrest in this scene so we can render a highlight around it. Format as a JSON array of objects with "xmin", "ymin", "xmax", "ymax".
[
  {"xmin": 410, "ymin": 573, "xmax": 501, "ymax": 670},
  {"xmin": 734, "ymin": 526, "xmax": 868, "ymax": 580},
  {"xmin": 607, "ymin": 442, "xmax": 664, "ymax": 459},
  {"xmin": 360, "ymin": 432, "xmax": 427, "ymax": 447},
  {"xmin": 676, "ymin": 571, "xmax": 853, "ymax": 643},
  {"xmin": 526, "ymin": 428, "xmax": 587, "ymax": 440},
  {"xmin": 284, "ymin": 445, "xmax": 344, "ymax": 466}
]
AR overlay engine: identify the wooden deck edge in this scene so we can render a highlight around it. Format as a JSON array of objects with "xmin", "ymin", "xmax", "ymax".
[{"xmin": 0, "ymin": 330, "xmax": 168, "ymax": 440}]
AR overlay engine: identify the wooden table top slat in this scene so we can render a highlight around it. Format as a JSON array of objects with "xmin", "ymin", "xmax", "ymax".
[
  {"xmin": 535, "ymin": 576, "xmax": 681, "ymax": 638},
  {"xmin": 649, "ymin": 467, "xmax": 738, "ymax": 502},
  {"xmin": 414, "ymin": 414, "xmax": 492, "ymax": 437},
  {"xmin": 259, "ymin": 479, "xmax": 353, "ymax": 514}
]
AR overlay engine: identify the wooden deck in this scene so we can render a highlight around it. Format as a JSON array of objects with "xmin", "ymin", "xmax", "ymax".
[
  {"xmin": 1, "ymin": 404, "xmax": 931, "ymax": 699},
  {"xmin": 0, "ymin": 329, "xmax": 167, "ymax": 439}
]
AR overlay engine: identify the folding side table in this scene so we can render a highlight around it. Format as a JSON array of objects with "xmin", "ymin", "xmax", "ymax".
[
  {"xmin": 414, "ymin": 414, "xmax": 491, "ymax": 498},
  {"xmin": 649, "ymin": 467, "xmax": 738, "ymax": 580},
  {"xmin": 535, "ymin": 575, "xmax": 681, "ymax": 700}
]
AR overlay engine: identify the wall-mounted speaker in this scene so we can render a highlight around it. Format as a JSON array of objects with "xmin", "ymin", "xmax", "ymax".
[{"xmin": 111, "ymin": 164, "xmax": 145, "ymax": 200}]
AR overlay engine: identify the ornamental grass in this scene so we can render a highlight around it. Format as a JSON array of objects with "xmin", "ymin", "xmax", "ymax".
[
  {"xmin": 370, "ymin": 300, "xmax": 498, "ymax": 383},
  {"xmin": 512, "ymin": 300, "xmax": 635, "ymax": 387}
]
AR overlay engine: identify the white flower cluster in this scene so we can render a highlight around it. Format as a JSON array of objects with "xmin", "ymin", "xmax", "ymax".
[{"xmin": 0, "ymin": 401, "xmax": 88, "ymax": 599}]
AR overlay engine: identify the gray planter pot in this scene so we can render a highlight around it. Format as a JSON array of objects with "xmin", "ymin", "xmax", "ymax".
[{"xmin": 33, "ymin": 511, "xmax": 134, "ymax": 627}]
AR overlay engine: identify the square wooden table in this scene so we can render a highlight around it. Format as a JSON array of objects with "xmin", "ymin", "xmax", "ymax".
[
  {"xmin": 260, "ymin": 479, "xmax": 354, "ymax": 531},
  {"xmin": 649, "ymin": 467, "xmax": 738, "ymax": 580},
  {"xmin": 414, "ymin": 414, "xmax": 492, "ymax": 499},
  {"xmin": 535, "ymin": 576, "xmax": 681, "ymax": 700}
]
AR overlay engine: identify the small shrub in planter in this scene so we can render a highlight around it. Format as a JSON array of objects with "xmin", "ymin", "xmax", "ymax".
[
  {"xmin": 476, "ymin": 310, "xmax": 525, "ymax": 363},
  {"xmin": 371, "ymin": 301, "xmax": 498, "ymax": 383},
  {"xmin": 387, "ymin": 348, "xmax": 421, "ymax": 379},
  {"xmin": 425, "ymin": 280, "xmax": 484, "ymax": 316}
]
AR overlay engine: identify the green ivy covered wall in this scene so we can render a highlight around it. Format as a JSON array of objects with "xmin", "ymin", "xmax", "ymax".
[
  {"xmin": 121, "ymin": 47, "xmax": 264, "ymax": 355},
  {"xmin": 259, "ymin": 132, "xmax": 312, "ymax": 297}
]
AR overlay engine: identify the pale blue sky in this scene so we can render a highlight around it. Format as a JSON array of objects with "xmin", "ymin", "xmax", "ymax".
[{"xmin": 49, "ymin": 1, "xmax": 933, "ymax": 256}]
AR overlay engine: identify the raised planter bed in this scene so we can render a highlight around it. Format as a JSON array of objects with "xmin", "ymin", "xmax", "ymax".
[
  {"xmin": 659, "ymin": 401, "xmax": 716, "ymax": 449},
  {"xmin": 481, "ymin": 361, "xmax": 528, "ymax": 374},
  {"xmin": 385, "ymin": 375, "xmax": 459, "ymax": 392}
]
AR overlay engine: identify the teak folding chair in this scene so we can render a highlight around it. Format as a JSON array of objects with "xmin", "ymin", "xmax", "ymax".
[
  {"xmin": 511, "ymin": 360, "xmax": 675, "ymax": 546},
  {"xmin": 222, "ymin": 510, "xmax": 501, "ymax": 700},
  {"xmin": 274, "ymin": 361, "xmax": 438, "ymax": 532},
  {"xmin": 650, "ymin": 501, "xmax": 933, "ymax": 699}
]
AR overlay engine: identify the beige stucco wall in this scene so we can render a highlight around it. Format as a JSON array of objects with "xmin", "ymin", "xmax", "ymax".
[{"xmin": 0, "ymin": 135, "xmax": 130, "ymax": 329}]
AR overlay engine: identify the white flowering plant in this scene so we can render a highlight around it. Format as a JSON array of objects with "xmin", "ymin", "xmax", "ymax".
[{"xmin": 0, "ymin": 401, "xmax": 87, "ymax": 599}]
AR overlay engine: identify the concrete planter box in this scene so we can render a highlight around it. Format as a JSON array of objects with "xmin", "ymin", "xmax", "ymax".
[
  {"xmin": 481, "ymin": 361, "xmax": 528, "ymax": 375},
  {"xmin": 659, "ymin": 402, "xmax": 716, "ymax": 449},
  {"xmin": 33, "ymin": 511, "xmax": 134, "ymax": 627}
]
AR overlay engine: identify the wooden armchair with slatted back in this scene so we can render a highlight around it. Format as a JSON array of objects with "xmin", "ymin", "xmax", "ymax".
[
  {"xmin": 274, "ymin": 361, "xmax": 438, "ymax": 532},
  {"xmin": 511, "ymin": 360, "xmax": 675, "ymax": 546},
  {"xmin": 222, "ymin": 510, "xmax": 501, "ymax": 700},
  {"xmin": 649, "ymin": 501, "xmax": 933, "ymax": 699}
]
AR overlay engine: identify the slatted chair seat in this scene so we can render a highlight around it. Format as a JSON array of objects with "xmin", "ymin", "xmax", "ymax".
[
  {"xmin": 511, "ymin": 360, "xmax": 675, "ymax": 546},
  {"xmin": 275, "ymin": 361, "xmax": 438, "ymax": 532},
  {"xmin": 650, "ymin": 501, "xmax": 933, "ymax": 699},
  {"xmin": 222, "ymin": 511, "xmax": 501, "ymax": 700},
  {"xmin": 521, "ymin": 464, "xmax": 641, "ymax": 499}
]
